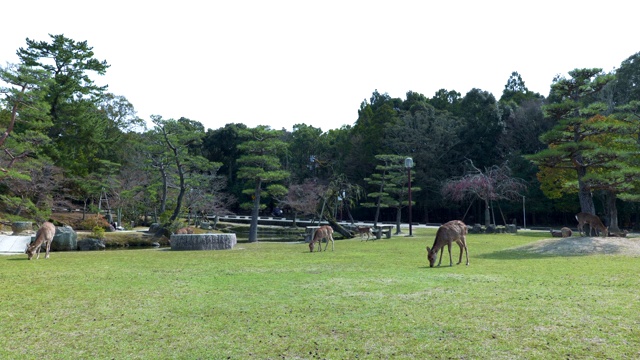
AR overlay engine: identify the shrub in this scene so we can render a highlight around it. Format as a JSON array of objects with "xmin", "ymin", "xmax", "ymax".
[
  {"xmin": 92, "ymin": 226, "xmax": 105, "ymax": 239},
  {"xmin": 79, "ymin": 215, "xmax": 111, "ymax": 231}
]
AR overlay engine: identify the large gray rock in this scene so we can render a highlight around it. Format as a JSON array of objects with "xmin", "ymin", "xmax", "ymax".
[
  {"xmin": 77, "ymin": 238, "xmax": 106, "ymax": 251},
  {"xmin": 50, "ymin": 226, "xmax": 77, "ymax": 251},
  {"xmin": 148, "ymin": 223, "xmax": 161, "ymax": 233},
  {"xmin": 171, "ymin": 234, "xmax": 236, "ymax": 251},
  {"xmin": 470, "ymin": 224, "xmax": 484, "ymax": 234}
]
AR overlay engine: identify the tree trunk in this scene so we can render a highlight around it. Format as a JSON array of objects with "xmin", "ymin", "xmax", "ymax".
[
  {"xmin": 604, "ymin": 190, "xmax": 620, "ymax": 234},
  {"xmin": 169, "ymin": 156, "xmax": 186, "ymax": 223},
  {"xmin": 158, "ymin": 164, "xmax": 168, "ymax": 214},
  {"xmin": 345, "ymin": 202, "xmax": 356, "ymax": 225},
  {"xmin": 323, "ymin": 212, "xmax": 353, "ymax": 239},
  {"xmin": 373, "ymin": 176, "xmax": 386, "ymax": 228},
  {"xmin": 248, "ymin": 179, "xmax": 262, "ymax": 243},
  {"xmin": 373, "ymin": 196, "xmax": 381, "ymax": 228},
  {"xmin": 394, "ymin": 207, "xmax": 402, "ymax": 234},
  {"xmin": 484, "ymin": 199, "xmax": 490, "ymax": 226},
  {"xmin": 576, "ymin": 159, "xmax": 595, "ymax": 215}
]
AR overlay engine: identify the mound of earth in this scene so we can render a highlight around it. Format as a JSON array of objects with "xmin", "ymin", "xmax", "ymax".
[
  {"xmin": 50, "ymin": 211, "xmax": 88, "ymax": 228},
  {"xmin": 514, "ymin": 236, "xmax": 640, "ymax": 256}
]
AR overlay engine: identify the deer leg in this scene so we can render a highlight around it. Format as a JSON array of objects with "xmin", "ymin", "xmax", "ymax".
[
  {"xmin": 463, "ymin": 243, "xmax": 469, "ymax": 265},
  {"xmin": 457, "ymin": 242, "xmax": 463, "ymax": 265},
  {"xmin": 448, "ymin": 243, "xmax": 453, "ymax": 267},
  {"xmin": 45, "ymin": 240, "xmax": 51, "ymax": 259}
]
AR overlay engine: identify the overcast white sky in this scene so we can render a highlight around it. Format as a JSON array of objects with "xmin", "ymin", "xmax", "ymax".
[{"xmin": 3, "ymin": 1, "xmax": 638, "ymax": 132}]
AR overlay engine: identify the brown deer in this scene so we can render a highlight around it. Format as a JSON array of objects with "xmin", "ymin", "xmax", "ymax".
[
  {"xmin": 575, "ymin": 213, "xmax": 608, "ymax": 237},
  {"xmin": 25, "ymin": 222, "xmax": 55, "ymax": 260},
  {"xmin": 356, "ymin": 226, "xmax": 373, "ymax": 241},
  {"xmin": 426, "ymin": 220, "xmax": 469, "ymax": 267},
  {"xmin": 175, "ymin": 227, "xmax": 194, "ymax": 234},
  {"xmin": 309, "ymin": 225, "xmax": 334, "ymax": 252}
]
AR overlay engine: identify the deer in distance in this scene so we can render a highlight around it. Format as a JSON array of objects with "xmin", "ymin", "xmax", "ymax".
[
  {"xmin": 175, "ymin": 227, "xmax": 194, "ymax": 234},
  {"xmin": 25, "ymin": 222, "xmax": 55, "ymax": 260},
  {"xmin": 575, "ymin": 212, "xmax": 608, "ymax": 237},
  {"xmin": 309, "ymin": 225, "xmax": 334, "ymax": 252},
  {"xmin": 426, "ymin": 220, "xmax": 469, "ymax": 267},
  {"xmin": 355, "ymin": 226, "xmax": 373, "ymax": 241}
]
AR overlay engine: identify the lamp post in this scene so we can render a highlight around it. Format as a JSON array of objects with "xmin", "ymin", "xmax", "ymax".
[
  {"xmin": 405, "ymin": 157, "xmax": 414, "ymax": 237},
  {"xmin": 522, "ymin": 195, "xmax": 526, "ymax": 230}
]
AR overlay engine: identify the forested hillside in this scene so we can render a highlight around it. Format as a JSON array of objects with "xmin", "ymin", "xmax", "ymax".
[{"xmin": 2, "ymin": 34, "xmax": 640, "ymax": 234}]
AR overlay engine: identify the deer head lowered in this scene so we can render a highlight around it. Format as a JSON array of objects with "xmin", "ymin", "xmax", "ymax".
[
  {"xmin": 309, "ymin": 225, "xmax": 334, "ymax": 252},
  {"xmin": 25, "ymin": 222, "xmax": 56, "ymax": 260},
  {"xmin": 575, "ymin": 213, "xmax": 608, "ymax": 237},
  {"xmin": 426, "ymin": 220, "xmax": 469, "ymax": 267}
]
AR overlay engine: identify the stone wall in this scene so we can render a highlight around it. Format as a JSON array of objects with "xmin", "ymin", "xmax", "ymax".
[{"xmin": 170, "ymin": 234, "xmax": 237, "ymax": 251}]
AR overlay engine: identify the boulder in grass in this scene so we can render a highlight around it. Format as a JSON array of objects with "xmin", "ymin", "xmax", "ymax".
[
  {"xmin": 77, "ymin": 238, "xmax": 106, "ymax": 251},
  {"xmin": 50, "ymin": 226, "xmax": 78, "ymax": 251}
]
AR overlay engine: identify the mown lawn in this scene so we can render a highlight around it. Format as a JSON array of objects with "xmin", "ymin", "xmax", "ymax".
[{"xmin": 1, "ymin": 228, "xmax": 639, "ymax": 359}]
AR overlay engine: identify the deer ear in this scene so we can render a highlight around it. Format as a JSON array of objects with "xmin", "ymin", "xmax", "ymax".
[{"xmin": 426, "ymin": 246, "xmax": 430, "ymax": 252}]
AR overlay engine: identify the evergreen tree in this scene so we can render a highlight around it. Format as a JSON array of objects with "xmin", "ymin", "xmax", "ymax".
[
  {"xmin": 237, "ymin": 126, "xmax": 290, "ymax": 242},
  {"xmin": 0, "ymin": 63, "xmax": 55, "ymax": 218},
  {"xmin": 362, "ymin": 154, "xmax": 420, "ymax": 233},
  {"xmin": 16, "ymin": 34, "xmax": 112, "ymax": 176},
  {"xmin": 527, "ymin": 68, "xmax": 616, "ymax": 216}
]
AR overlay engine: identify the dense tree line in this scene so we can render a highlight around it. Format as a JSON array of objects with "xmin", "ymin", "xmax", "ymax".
[{"xmin": 2, "ymin": 34, "xmax": 640, "ymax": 236}]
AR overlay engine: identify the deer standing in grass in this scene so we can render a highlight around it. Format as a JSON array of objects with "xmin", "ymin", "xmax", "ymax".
[
  {"xmin": 356, "ymin": 226, "xmax": 373, "ymax": 241},
  {"xmin": 25, "ymin": 222, "xmax": 55, "ymax": 260},
  {"xmin": 426, "ymin": 220, "xmax": 469, "ymax": 267},
  {"xmin": 575, "ymin": 213, "xmax": 608, "ymax": 237},
  {"xmin": 309, "ymin": 225, "xmax": 334, "ymax": 252}
]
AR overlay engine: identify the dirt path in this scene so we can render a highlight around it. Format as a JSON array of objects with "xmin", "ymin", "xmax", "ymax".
[{"xmin": 513, "ymin": 236, "xmax": 640, "ymax": 256}]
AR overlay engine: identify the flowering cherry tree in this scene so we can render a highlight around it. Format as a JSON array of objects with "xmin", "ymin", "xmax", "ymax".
[{"xmin": 442, "ymin": 160, "xmax": 527, "ymax": 226}]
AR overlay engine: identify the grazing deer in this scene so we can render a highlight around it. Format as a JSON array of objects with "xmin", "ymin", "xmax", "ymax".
[
  {"xmin": 309, "ymin": 225, "xmax": 334, "ymax": 252},
  {"xmin": 25, "ymin": 222, "xmax": 55, "ymax": 260},
  {"xmin": 356, "ymin": 226, "xmax": 373, "ymax": 241},
  {"xmin": 175, "ymin": 227, "xmax": 194, "ymax": 234},
  {"xmin": 575, "ymin": 213, "xmax": 608, "ymax": 237},
  {"xmin": 426, "ymin": 220, "xmax": 469, "ymax": 267}
]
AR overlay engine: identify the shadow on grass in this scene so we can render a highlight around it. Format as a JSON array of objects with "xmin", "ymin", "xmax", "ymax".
[
  {"xmin": 6, "ymin": 257, "xmax": 30, "ymax": 261},
  {"xmin": 478, "ymin": 248, "xmax": 569, "ymax": 260},
  {"xmin": 417, "ymin": 265, "xmax": 465, "ymax": 269}
]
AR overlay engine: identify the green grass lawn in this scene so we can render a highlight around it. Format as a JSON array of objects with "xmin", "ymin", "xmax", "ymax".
[{"xmin": 2, "ymin": 229, "xmax": 639, "ymax": 359}]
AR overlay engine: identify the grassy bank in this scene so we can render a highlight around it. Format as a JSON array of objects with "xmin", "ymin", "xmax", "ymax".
[{"xmin": 2, "ymin": 229, "xmax": 639, "ymax": 359}]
